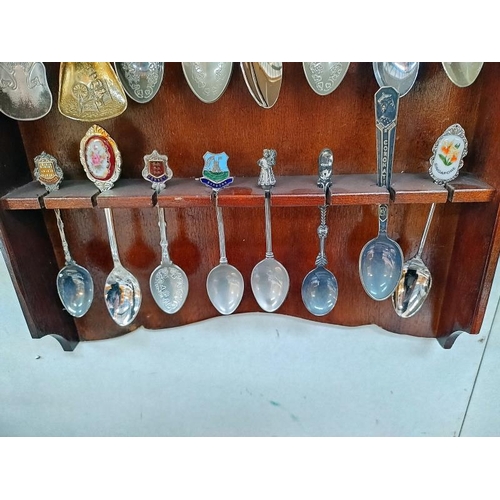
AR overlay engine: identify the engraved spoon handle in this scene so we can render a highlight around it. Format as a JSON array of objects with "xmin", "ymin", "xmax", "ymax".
[
  {"xmin": 315, "ymin": 205, "xmax": 329, "ymax": 267},
  {"xmin": 54, "ymin": 208, "xmax": 73, "ymax": 265},
  {"xmin": 215, "ymin": 194, "xmax": 228, "ymax": 264},
  {"xmin": 104, "ymin": 208, "xmax": 121, "ymax": 267},
  {"xmin": 157, "ymin": 204, "xmax": 172, "ymax": 265},
  {"xmin": 416, "ymin": 203, "xmax": 436, "ymax": 259},
  {"xmin": 264, "ymin": 190, "xmax": 274, "ymax": 258}
]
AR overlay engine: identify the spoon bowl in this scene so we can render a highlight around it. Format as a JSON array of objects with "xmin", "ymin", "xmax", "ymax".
[
  {"xmin": 301, "ymin": 266, "xmax": 338, "ymax": 316},
  {"xmin": 104, "ymin": 263, "xmax": 142, "ymax": 327},
  {"xmin": 373, "ymin": 62, "xmax": 419, "ymax": 97},
  {"xmin": 57, "ymin": 262, "xmax": 94, "ymax": 318},
  {"xmin": 207, "ymin": 263, "xmax": 244, "ymax": 315},
  {"xmin": 182, "ymin": 62, "xmax": 232, "ymax": 103},
  {"xmin": 302, "ymin": 62, "xmax": 350, "ymax": 96},
  {"xmin": 114, "ymin": 62, "xmax": 164, "ymax": 103},
  {"xmin": 359, "ymin": 233, "xmax": 404, "ymax": 301},
  {"xmin": 392, "ymin": 256, "xmax": 432, "ymax": 318},
  {"xmin": 442, "ymin": 62, "xmax": 484, "ymax": 87},
  {"xmin": 251, "ymin": 258, "xmax": 290, "ymax": 313},
  {"xmin": 150, "ymin": 263, "xmax": 188, "ymax": 314}
]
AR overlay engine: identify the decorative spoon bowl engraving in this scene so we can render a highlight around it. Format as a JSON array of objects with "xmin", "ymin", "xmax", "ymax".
[
  {"xmin": 182, "ymin": 62, "xmax": 232, "ymax": 103},
  {"xmin": 0, "ymin": 62, "xmax": 52, "ymax": 120},
  {"xmin": 142, "ymin": 149, "xmax": 189, "ymax": 314},
  {"xmin": 59, "ymin": 62, "xmax": 127, "ymax": 121},
  {"xmin": 114, "ymin": 62, "xmax": 164, "ymax": 103},
  {"xmin": 302, "ymin": 62, "xmax": 350, "ymax": 96}
]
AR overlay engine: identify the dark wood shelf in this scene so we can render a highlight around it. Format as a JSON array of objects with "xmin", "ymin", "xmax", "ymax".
[
  {"xmin": 446, "ymin": 173, "xmax": 496, "ymax": 203},
  {"xmin": 43, "ymin": 180, "xmax": 100, "ymax": 209},
  {"xmin": 1, "ymin": 173, "xmax": 495, "ymax": 210}
]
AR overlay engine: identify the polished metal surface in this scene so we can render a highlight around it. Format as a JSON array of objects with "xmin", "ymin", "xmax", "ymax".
[
  {"xmin": 150, "ymin": 205, "xmax": 189, "ymax": 314},
  {"xmin": 59, "ymin": 62, "xmax": 127, "ymax": 121},
  {"xmin": 359, "ymin": 87, "xmax": 403, "ymax": 301},
  {"xmin": 393, "ymin": 204, "xmax": 435, "ymax": 318},
  {"xmin": 373, "ymin": 62, "xmax": 419, "ymax": 97},
  {"xmin": 202, "ymin": 153, "xmax": 243, "ymax": 315},
  {"xmin": 142, "ymin": 152, "xmax": 188, "ymax": 314},
  {"xmin": 241, "ymin": 63, "xmax": 282, "ymax": 108},
  {"xmin": 240, "ymin": 62, "xmax": 266, "ymax": 107},
  {"xmin": 302, "ymin": 149, "xmax": 338, "ymax": 316},
  {"xmin": 251, "ymin": 150, "xmax": 290, "ymax": 312},
  {"xmin": 442, "ymin": 62, "xmax": 484, "ymax": 87},
  {"xmin": 103, "ymin": 208, "xmax": 142, "ymax": 326},
  {"xmin": 79, "ymin": 126, "xmax": 141, "ymax": 325},
  {"xmin": 33, "ymin": 152, "xmax": 94, "ymax": 317},
  {"xmin": 302, "ymin": 62, "xmax": 350, "ymax": 96},
  {"xmin": 54, "ymin": 209, "xmax": 94, "ymax": 318},
  {"xmin": 0, "ymin": 62, "xmax": 52, "ymax": 120},
  {"xmin": 181, "ymin": 62, "xmax": 232, "ymax": 103},
  {"xmin": 114, "ymin": 62, "xmax": 164, "ymax": 103}
]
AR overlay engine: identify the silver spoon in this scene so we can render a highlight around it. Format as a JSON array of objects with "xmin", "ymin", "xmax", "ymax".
[
  {"xmin": 142, "ymin": 150, "xmax": 189, "ymax": 314},
  {"xmin": 201, "ymin": 152, "xmax": 244, "ymax": 315},
  {"xmin": 34, "ymin": 152, "xmax": 94, "ymax": 317},
  {"xmin": 0, "ymin": 62, "xmax": 52, "ymax": 120},
  {"xmin": 241, "ymin": 63, "xmax": 282, "ymax": 108},
  {"xmin": 114, "ymin": 62, "xmax": 164, "ymax": 103},
  {"xmin": 251, "ymin": 149, "xmax": 290, "ymax": 312},
  {"xmin": 302, "ymin": 62, "xmax": 350, "ymax": 96},
  {"xmin": 393, "ymin": 123, "xmax": 468, "ymax": 317},
  {"xmin": 181, "ymin": 62, "xmax": 232, "ymax": 103},
  {"xmin": 301, "ymin": 148, "xmax": 338, "ymax": 316},
  {"xmin": 80, "ymin": 124, "xmax": 142, "ymax": 326},
  {"xmin": 373, "ymin": 62, "xmax": 419, "ymax": 97},
  {"xmin": 359, "ymin": 86, "xmax": 403, "ymax": 300},
  {"xmin": 442, "ymin": 62, "xmax": 484, "ymax": 87}
]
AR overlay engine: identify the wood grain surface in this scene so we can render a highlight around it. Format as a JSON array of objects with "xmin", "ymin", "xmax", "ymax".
[{"xmin": 0, "ymin": 62, "xmax": 499, "ymax": 344}]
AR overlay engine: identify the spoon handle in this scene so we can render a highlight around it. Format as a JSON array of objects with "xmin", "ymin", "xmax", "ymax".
[
  {"xmin": 215, "ymin": 195, "xmax": 228, "ymax": 264},
  {"xmin": 416, "ymin": 203, "xmax": 436, "ymax": 259},
  {"xmin": 315, "ymin": 205, "xmax": 328, "ymax": 267},
  {"xmin": 264, "ymin": 191, "xmax": 274, "ymax": 258},
  {"xmin": 104, "ymin": 208, "xmax": 122, "ymax": 267},
  {"xmin": 157, "ymin": 205, "xmax": 172, "ymax": 265},
  {"xmin": 54, "ymin": 208, "xmax": 73, "ymax": 265},
  {"xmin": 378, "ymin": 204, "xmax": 389, "ymax": 235},
  {"xmin": 375, "ymin": 86, "xmax": 399, "ymax": 188}
]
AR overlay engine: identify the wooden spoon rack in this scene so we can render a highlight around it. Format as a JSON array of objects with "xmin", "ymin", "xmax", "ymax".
[{"xmin": 0, "ymin": 62, "xmax": 498, "ymax": 351}]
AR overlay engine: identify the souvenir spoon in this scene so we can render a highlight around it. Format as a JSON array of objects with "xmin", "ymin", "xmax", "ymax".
[
  {"xmin": 373, "ymin": 62, "xmax": 419, "ymax": 97},
  {"xmin": 241, "ymin": 63, "xmax": 282, "ymax": 108},
  {"xmin": 442, "ymin": 62, "xmax": 484, "ymax": 87},
  {"xmin": 393, "ymin": 124, "xmax": 468, "ymax": 317},
  {"xmin": 359, "ymin": 86, "xmax": 403, "ymax": 300},
  {"xmin": 302, "ymin": 62, "xmax": 350, "ymax": 96},
  {"xmin": 59, "ymin": 62, "xmax": 127, "ymax": 121},
  {"xmin": 251, "ymin": 149, "xmax": 290, "ymax": 312},
  {"xmin": 34, "ymin": 152, "xmax": 94, "ymax": 317},
  {"xmin": 0, "ymin": 62, "xmax": 52, "ymax": 120},
  {"xmin": 142, "ymin": 150, "xmax": 189, "ymax": 313},
  {"xmin": 80, "ymin": 125, "xmax": 141, "ymax": 326},
  {"xmin": 201, "ymin": 152, "xmax": 244, "ymax": 315},
  {"xmin": 181, "ymin": 62, "xmax": 232, "ymax": 103},
  {"xmin": 301, "ymin": 148, "xmax": 338, "ymax": 316},
  {"xmin": 114, "ymin": 62, "xmax": 164, "ymax": 103}
]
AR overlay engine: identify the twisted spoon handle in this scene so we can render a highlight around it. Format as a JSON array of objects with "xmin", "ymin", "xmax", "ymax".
[
  {"xmin": 104, "ymin": 208, "xmax": 121, "ymax": 267},
  {"xmin": 157, "ymin": 204, "xmax": 172, "ymax": 265},
  {"xmin": 54, "ymin": 208, "xmax": 73, "ymax": 265}
]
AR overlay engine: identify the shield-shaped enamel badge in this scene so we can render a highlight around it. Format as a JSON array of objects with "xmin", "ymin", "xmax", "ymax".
[
  {"xmin": 429, "ymin": 124, "xmax": 468, "ymax": 185},
  {"xmin": 34, "ymin": 152, "xmax": 63, "ymax": 191},
  {"xmin": 142, "ymin": 150, "xmax": 173, "ymax": 191},
  {"xmin": 200, "ymin": 151, "xmax": 234, "ymax": 190}
]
